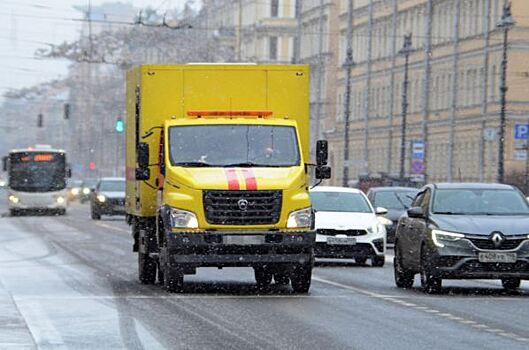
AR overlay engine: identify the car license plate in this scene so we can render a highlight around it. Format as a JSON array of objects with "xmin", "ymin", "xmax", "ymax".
[
  {"xmin": 327, "ymin": 237, "xmax": 356, "ymax": 245},
  {"xmin": 478, "ymin": 252, "xmax": 517, "ymax": 263},
  {"xmin": 223, "ymin": 235, "xmax": 264, "ymax": 245}
]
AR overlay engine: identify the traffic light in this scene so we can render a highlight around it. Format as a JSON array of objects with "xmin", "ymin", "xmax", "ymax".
[
  {"xmin": 115, "ymin": 117, "xmax": 124, "ymax": 133},
  {"xmin": 37, "ymin": 113, "xmax": 43, "ymax": 127},
  {"xmin": 64, "ymin": 103, "xmax": 70, "ymax": 120},
  {"xmin": 89, "ymin": 161, "xmax": 96, "ymax": 171}
]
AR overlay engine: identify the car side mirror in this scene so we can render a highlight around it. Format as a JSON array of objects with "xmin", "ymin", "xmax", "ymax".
[
  {"xmin": 407, "ymin": 206, "xmax": 425, "ymax": 218},
  {"xmin": 316, "ymin": 140, "xmax": 328, "ymax": 166},
  {"xmin": 137, "ymin": 142, "xmax": 150, "ymax": 169},
  {"xmin": 375, "ymin": 207, "xmax": 388, "ymax": 215},
  {"xmin": 135, "ymin": 167, "xmax": 150, "ymax": 181}
]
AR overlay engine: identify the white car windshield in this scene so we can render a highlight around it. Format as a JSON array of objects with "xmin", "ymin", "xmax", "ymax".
[{"xmin": 311, "ymin": 191, "xmax": 373, "ymax": 213}]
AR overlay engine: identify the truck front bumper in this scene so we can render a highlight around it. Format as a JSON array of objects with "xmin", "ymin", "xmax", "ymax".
[{"xmin": 165, "ymin": 231, "xmax": 315, "ymax": 267}]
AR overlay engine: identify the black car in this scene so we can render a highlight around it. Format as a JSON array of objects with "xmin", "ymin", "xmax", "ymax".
[
  {"xmin": 367, "ymin": 187, "xmax": 419, "ymax": 243},
  {"xmin": 80, "ymin": 178, "xmax": 98, "ymax": 203},
  {"xmin": 90, "ymin": 177, "xmax": 126, "ymax": 220},
  {"xmin": 394, "ymin": 183, "xmax": 529, "ymax": 293}
]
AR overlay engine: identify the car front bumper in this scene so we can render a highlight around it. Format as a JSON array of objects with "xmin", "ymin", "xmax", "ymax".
[
  {"xmin": 314, "ymin": 232, "xmax": 385, "ymax": 259},
  {"xmin": 165, "ymin": 230, "xmax": 315, "ymax": 267},
  {"xmin": 430, "ymin": 237, "xmax": 529, "ymax": 279}
]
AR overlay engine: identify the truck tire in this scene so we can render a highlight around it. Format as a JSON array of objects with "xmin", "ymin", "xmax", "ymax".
[
  {"xmin": 371, "ymin": 256, "xmax": 385, "ymax": 267},
  {"xmin": 138, "ymin": 253, "xmax": 156, "ymax": 285},
  {"xmin": 291, "ymin": 264, "xmax": 312, "ymax": 294},
  {"xmin": 274, "ymin": 272, "xmax": 290, "ymax": 285},
  {"xmin": 254, "ymin": 267, "xmax": 273, "ymax": 289},
  {"xmin": 164, "ymin": 266, "xmax": 184, "ymax": 293}
]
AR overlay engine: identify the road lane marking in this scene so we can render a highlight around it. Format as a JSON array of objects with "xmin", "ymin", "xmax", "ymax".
[
  {"xmin": 313, "ymin": 275, "xmax": 529, "ymax": 344},
  {"xmin": 93, "ymin": 222, "xmax": 129, "ymax": 234}
]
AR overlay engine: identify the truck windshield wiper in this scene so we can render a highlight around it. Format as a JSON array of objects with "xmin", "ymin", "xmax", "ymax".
[
  {"xmin": 173, "ymin": 162, "xmax": 214, "ymax": 167},
  {"xmin": 222, "ymin": 162, "xmax": 281, "ymax": 168}
]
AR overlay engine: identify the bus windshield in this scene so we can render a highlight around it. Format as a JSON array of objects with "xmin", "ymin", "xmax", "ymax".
[{"xmin": 8, "ymin": 152, "xmax": 66, "ymax": 192}]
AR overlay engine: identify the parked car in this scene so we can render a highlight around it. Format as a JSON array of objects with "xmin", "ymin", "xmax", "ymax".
[
  {"xmin": 367, "ymin": 187, "xmax": 419, "ymax": 243},
  {"xmin": 310, "ymin": 186, "xmax": 387, "ymax": 267},
  {"xmin": 80, "ymin": 179, "xmax": 98, "ymax": 203},
  {"xmin": 66, "ymin": 179, "xmax": 83, "ymax": 202},
  {"xmin": 90, "ymin": 177, "xmax": 125, "ymax": 220},
  {"xmin": 394, "ymin": 183, "xmax": 529, "ymax": 294}
]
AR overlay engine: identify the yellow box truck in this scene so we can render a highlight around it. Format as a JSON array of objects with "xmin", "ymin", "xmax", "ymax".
[{"xmin": 125, "ymin": 64, "xmax": 331, "ymax": 293}]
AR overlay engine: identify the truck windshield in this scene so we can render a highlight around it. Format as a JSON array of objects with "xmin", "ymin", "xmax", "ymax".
[
  {"xmin": 169, "ymin": 125, "xmax": 300, "ymax": 167},
  {"xmin": 8, "ymin": 152, "xmax": 66, "ymax": 192}
]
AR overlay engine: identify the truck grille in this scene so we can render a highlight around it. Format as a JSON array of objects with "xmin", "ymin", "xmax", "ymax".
[{"xmin": 203, "ymin": 190, "xmax": 282, "ymax": 225}]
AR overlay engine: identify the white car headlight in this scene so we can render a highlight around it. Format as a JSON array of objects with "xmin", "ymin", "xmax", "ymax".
[
  {"xmin": 56, "ymin": 196, "xmax": 65, "ymax": 204},
  {"xmin": 8, "ymin": 195, "xmax": 19, "ymax": 204},
  {"xmin": 170, "ymin": 208, "xmax": 199, "ymax": 229},
  {"xmin": 96, "ymin": 194, "xmax": 106, "ymax": 203},
  {"xmin": 367, "ymin": 223, "xmax": 384, "ymax": 235},
  {"xmin": 83, "ymin": 188, "xmax": 90, "ymax": 195},
  {"xmin": 287, "ymin": 207, "xmax": 312, "ymax": 228},
  {"xmin": 377, "ymin": 216, "xmax": 393, "ymax": 226},
  {"xmin": 432, "ymin": 229, "xmax": 464, "ymax": 247}
]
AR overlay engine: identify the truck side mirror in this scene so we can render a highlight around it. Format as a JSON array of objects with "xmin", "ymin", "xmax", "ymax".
[
  {"xmin": 135, "ymin": 167, "xmax": 150, "ymax": 181},
  {"xmin": 315, "ymin": 166, "xmax": 331, "ymax": 179},
  {"xmin": 137, "ymin": 142, "xmax": 150, "ymax": 168},
  {"xmin": 2, "ymin": 156, "xmax": 7, "ymax": 172},
  {"xmin": 316, "ymin": 140, "xmax": 328, "ymax": 166}
]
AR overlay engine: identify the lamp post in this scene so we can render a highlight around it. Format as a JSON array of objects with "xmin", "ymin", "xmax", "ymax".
[
  {"xmin": 497, "ymin": 1, "xmax": 515, "ymax": 184},
  {"xmin": 342, "ymin": 0, "xmax": 354, "ymax": 187},
  {"xmin": 399, "ymin": 34, "xmax": 413, "ymax": 184}
]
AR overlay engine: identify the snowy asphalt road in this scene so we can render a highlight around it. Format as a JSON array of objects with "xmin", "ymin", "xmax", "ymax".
[{"xmin": 1, "ymin": 200, "xmax": 529, "ymax": 349}]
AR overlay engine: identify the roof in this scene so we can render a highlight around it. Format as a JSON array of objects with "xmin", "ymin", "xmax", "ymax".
[
  {"xmin": 433, "ymin": 182, "xmax": 515, "ymax": 190},
  {"xmin": 368, "ymin": 186, "xmax": 419, "ymax": 192},
  {"xmin": 310, "ymin": 186, "xmax": 363, "ymax": 194}
]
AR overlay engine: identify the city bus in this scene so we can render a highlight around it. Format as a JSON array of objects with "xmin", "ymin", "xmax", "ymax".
[{"xmin": 2, "ymin": 146, "xmax": 71, "ymax": 216}]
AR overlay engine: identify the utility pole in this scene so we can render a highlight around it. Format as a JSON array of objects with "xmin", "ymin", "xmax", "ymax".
[
  {"xmin": 399, "ymin": 34, "xmax": 413, "ymax": 183},
  {"xmin": 342, "ymin": 0, "xmax": 354, "ymax": 187},
  {"xmin": 293, "ymin": 0, "xmax": 302, "ymax": 64},
  {"xmin": 313, "ymin": 0, "xmax": 325, "ymax": 145},
  {"xmin": 386, "ymin": 0, "xmax": 398, "ymax": 176},
  {"xmin": 497, "ymin": 1, "xmax": 515, "ymax": 184},
  {"xmin": 420, "ymin": 0, "xmax": 433, "ymax": 184},
  {"xmin": 362, "ymin": 0, "xmax": 374, "ymax": 175},
  {"xmin": 479, "ymin": 0, "xmax": 492, "ymax": 182},
  {"xmin": 235, "ymin": 0, "xmax": 243, "ymax": 62},
  {"xmin": 448, "ymin": 0, "xmax": 461, "ymax": 182}
]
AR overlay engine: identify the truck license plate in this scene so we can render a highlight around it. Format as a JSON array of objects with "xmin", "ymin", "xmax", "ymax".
[
  {"xmin": 478, "ymin": 252, "xmax": 517, "ymax": 263},
  {"xmin": 327, "ymin": 237, "xmax": 356, "ymax": 245},
  {"xmin": 223, "ymin": 235, "xmax": 264, "ymax": 245}
]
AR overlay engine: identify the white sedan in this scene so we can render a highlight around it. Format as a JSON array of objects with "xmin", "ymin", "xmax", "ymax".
[{"xmin": 310, "ymin": 186, "xmax": 387, "ymax": 267}]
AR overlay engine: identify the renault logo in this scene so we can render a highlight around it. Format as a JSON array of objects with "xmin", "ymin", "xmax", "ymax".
[
  {"xmin": 490, "ymin": 232, "xmax": 505, "ymax": 248},
  {"xmin": 237, "ymin": 199, "xmax": 249, "ymax": 211}
]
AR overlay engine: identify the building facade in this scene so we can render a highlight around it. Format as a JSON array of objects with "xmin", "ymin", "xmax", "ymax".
[{"xmin": 324, "ymin": 0, "xmax": 529, "ymax": 190}]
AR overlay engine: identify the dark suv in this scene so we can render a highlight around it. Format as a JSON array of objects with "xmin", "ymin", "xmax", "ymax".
[
  {"xmin": 394, "ymin": 183, "xmax": 529, "ymax": 293},
  {"xmin": 90, "ymin": 177, "xmax": 126, "ymax": 220}
]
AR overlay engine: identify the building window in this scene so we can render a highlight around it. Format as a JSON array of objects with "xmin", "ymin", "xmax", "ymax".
[
  {"xmin": 271, "ymin": 0, "xmax": 279, "ymax": 18},
  {"xmin": 269, "ymin": 36, "xmax": 278, "ymax": 60}
]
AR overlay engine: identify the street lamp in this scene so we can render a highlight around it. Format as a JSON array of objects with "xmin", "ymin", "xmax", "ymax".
[
  {"xmin": 399, "ymin": 33, "xmax": 413, "ymax": 184},
  {"xmin": 497, "ymin": 1, "xmax": 515, "ymax": 184}
]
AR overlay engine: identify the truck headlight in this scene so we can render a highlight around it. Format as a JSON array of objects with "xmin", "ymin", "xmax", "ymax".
[
  {"xmin": 170, "ymin": 208, "xmax": 198, "ymax": 229},
  {"xmin": 432, "ymin": 229, "xmax": 464, "ymax": 248},
  {"xmin": 287, "ymin": 207, "xmax": 312, "ymax": 228},
  {"xmin": 56, "ymin": 196, "xmax": 65, "ymax": 204},
  {"xmin": 8, "ymin": 195, "xmax": 19, "ymax": 204},
  {"xmin": 96, "ymin": 194, "xmax": 106, "ymax": 203}
]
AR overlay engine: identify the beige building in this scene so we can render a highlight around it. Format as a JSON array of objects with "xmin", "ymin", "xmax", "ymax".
[{"xmin": 319, "ymin": 0, "xmax": 529, "ymax": 190}]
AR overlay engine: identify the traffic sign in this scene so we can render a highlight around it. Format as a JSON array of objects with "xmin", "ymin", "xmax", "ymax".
[
  {"xmin": 411, "ymin": 159, "xmax": 425, "ymax": 174},
  {"xmin": 514, "ymin": 124, "xmax": 529, "ymax": 140},
  {"xmin": 411, "ymin": 140, "xmax": 425, "ymax": 160}
]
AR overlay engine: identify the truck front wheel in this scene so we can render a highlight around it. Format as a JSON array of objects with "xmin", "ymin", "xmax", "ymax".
[
  {"xmin": 164, "ymin": 266, "xmax": 184, "ymax": 293},
  {"xmin": 290, "ymin": 264, "xmax": 312, "ymax": 294},
  {"xmin": 138, "ymin": 253, "xmax": 156, "ymax": 284}
]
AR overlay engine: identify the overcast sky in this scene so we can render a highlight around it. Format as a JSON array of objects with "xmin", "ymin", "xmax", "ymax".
[{"xmin": 0, "ymin": 0, "xmax": 200, "ymax": 98}]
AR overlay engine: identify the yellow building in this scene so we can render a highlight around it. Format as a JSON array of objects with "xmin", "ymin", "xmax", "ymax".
[{"xmin": 323, "ymin": 0, "xmax": 529, "ymax": 189}]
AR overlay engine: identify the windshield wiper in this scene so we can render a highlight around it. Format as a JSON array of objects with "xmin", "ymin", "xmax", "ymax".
[
  {"xmin": 222, "ymin": 162, "xmax": 281, "ymax": 168},
  {"xmin": 173, "ymin": 162, "xmax": 214, "ymax": 167},
  {"xmin": 433, "ymin": 211, "xmax": 462, "ymax": 215},
  {"xmin": 393, "ymin": 192, "xmax": 408, "ymax": 209}
]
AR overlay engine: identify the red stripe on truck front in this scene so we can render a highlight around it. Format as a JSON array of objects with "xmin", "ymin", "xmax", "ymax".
[
  {"xmin": 242, "ymin": 169, "xmax": 257, "ymax": 190},
  {"xmin": 225, "ymin": 169, "xmax": 240, "ymax": 190}
]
